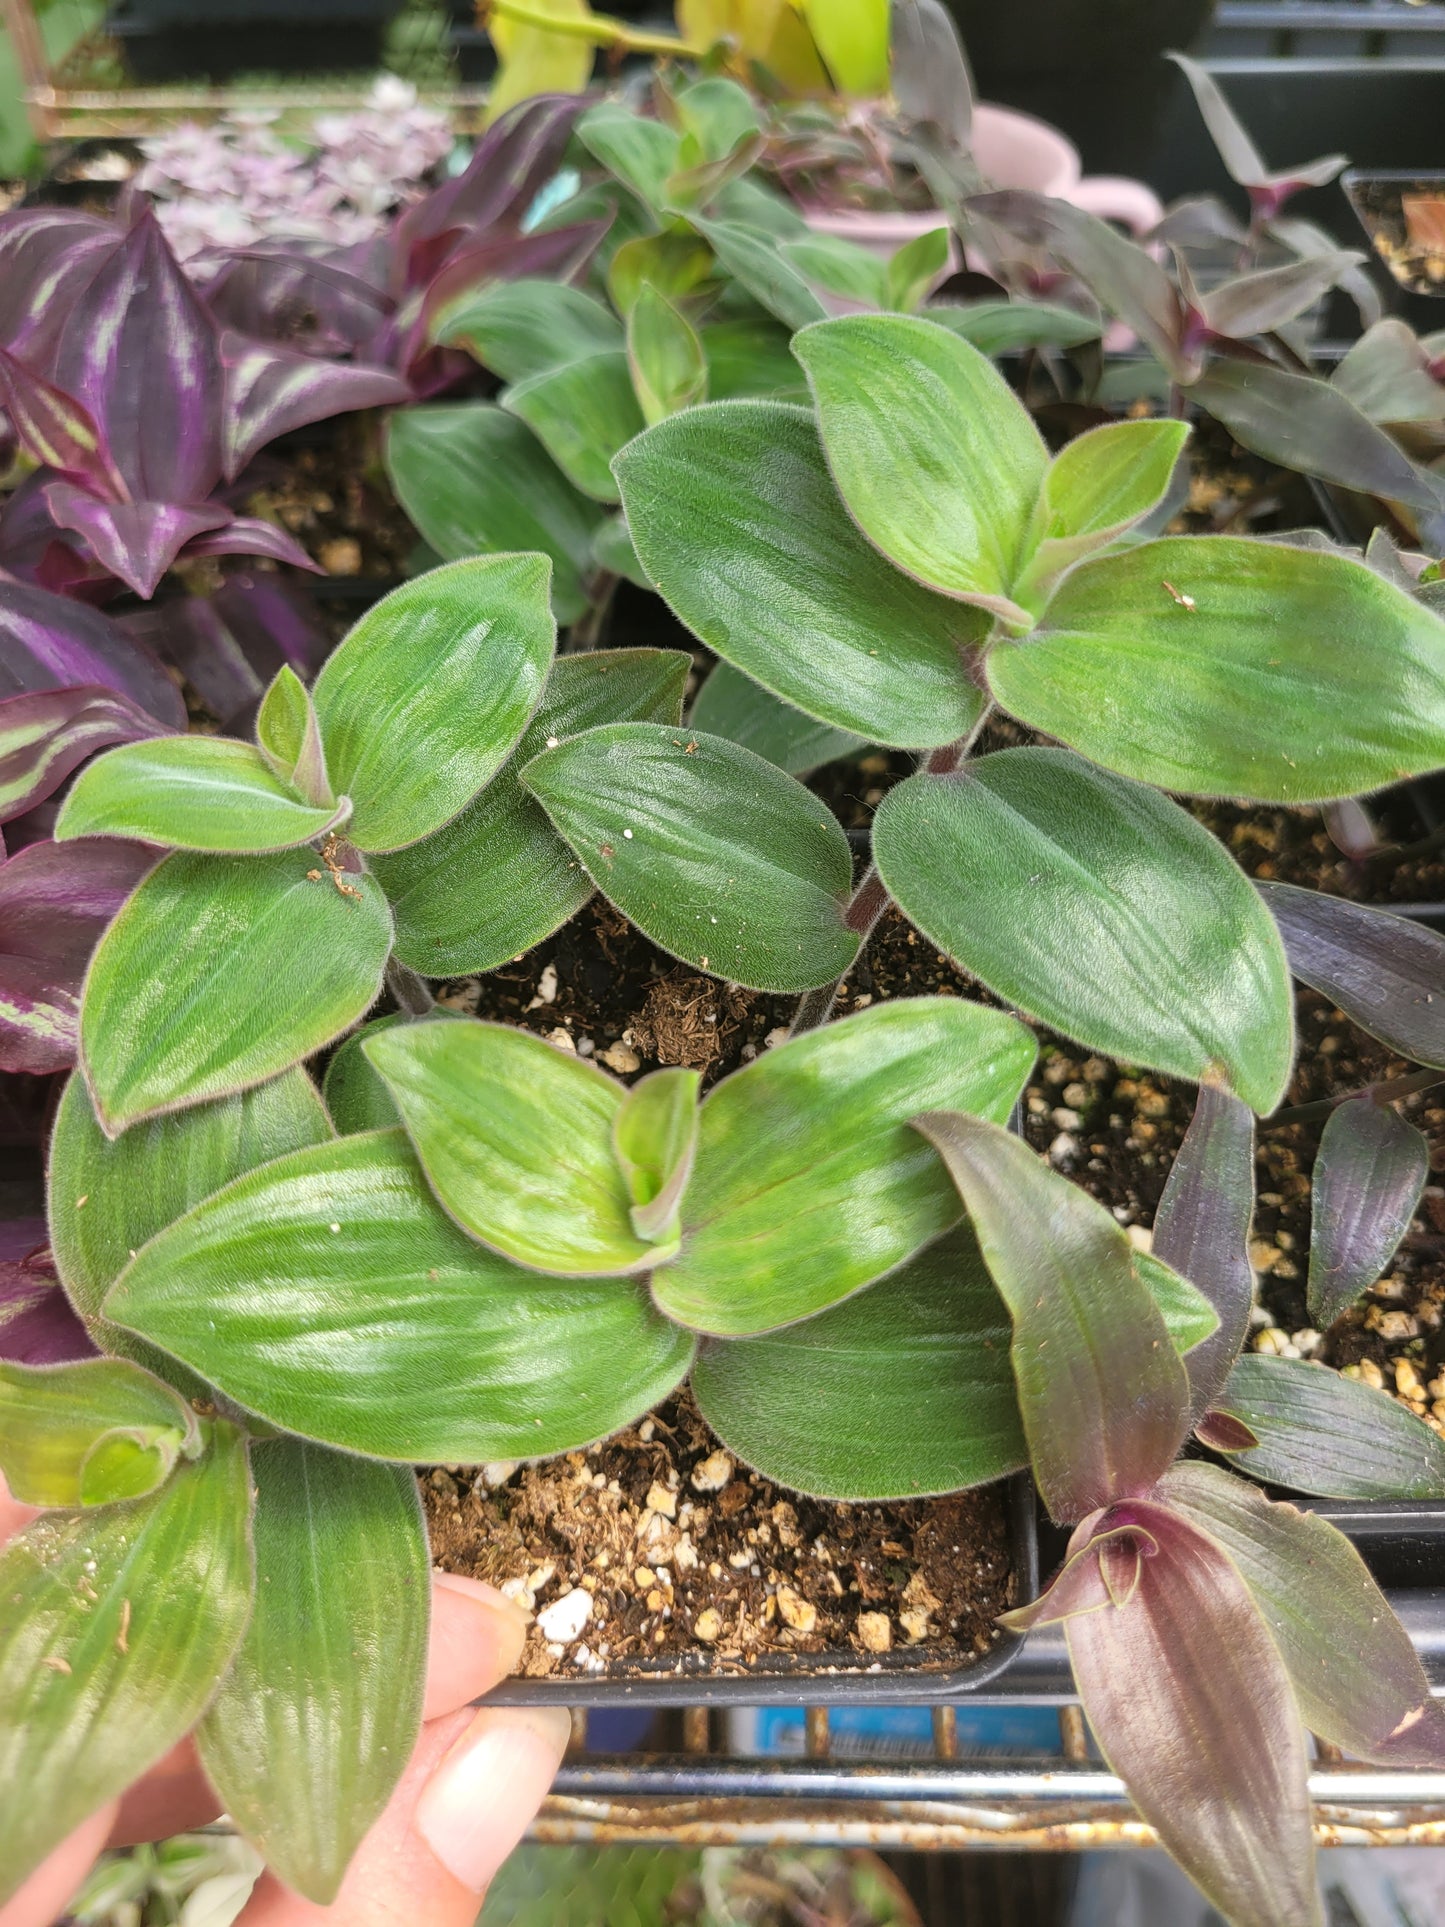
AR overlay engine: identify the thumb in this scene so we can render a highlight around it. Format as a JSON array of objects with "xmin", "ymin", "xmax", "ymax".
[{"xmin": 237, "ymin": 1705, "xmax": 570, "ymax": 1925}]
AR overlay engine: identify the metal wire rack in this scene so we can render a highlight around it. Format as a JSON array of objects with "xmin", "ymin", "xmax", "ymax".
[{"xmin": 536, "ymin": 1603, "xmax": 1445, "ymax": 1852}]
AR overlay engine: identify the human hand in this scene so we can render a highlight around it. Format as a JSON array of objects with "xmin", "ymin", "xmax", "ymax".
[{"xmin": 0, "ymin": 1479, "xmax": 570, "ymax": 1927}]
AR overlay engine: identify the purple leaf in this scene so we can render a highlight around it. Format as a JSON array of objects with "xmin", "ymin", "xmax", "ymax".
[
  {"xmin": 0, "ymin": 1245, "xmax": 95, "ymax": 1366},
  {"xmin": 967, "ymin": 190, "xmax": 1193, "ymax": 381},
  {"xmin": 1258, "ymin": 882, "xmax": 1445, "ymax": 1069},
  {"xmin": 1209, "ymin": 1353, "xmax": 1445, "ymax": 1499},
  {"xmin": 913, "ymin": 1111, "xmax": 1191, "ymax": 1522},
  {"xmin": 0, "ymin": 576, "xmax": 184, "ymax": 726},
  {"xmin": 0, "ymin": 346, "xmax": 127, "ymax": 501},
  {"xmin": 119, "ymin": 577, "xmax": 330, "ymax": 728},
  {"xmin": 1062, "ymin": 1498, "xmax": 1321, "ymax": 1927},
  {"xmin": 1164, "ymin": 1459, "xmax": 1445, "ymax": 1766},
  {"xmin": 0, "ymin": 473, "xmax": 96, "ymax": 597},
  {"xmin": 0, "ymin": 208, "xmax": 118, "ymax": 365},
  {"xmin": 44, "ymin": 487, "xmax": 230, "ymax": 600},
  {"xmin": 1152, "ymin": 1080, "xmax": 1257, "ymax": 1425},
  {"xmin": 417, "ymin": 221, "xmax": 610, "ymax": 347},
  {"xmin": 0, "ymin": 837, "xmax": 155, "ymax": 1073},
  {"xmin": 1190, "ymin": 360, "xmax": 1443, "ymax": 513},
  {"xmin": 219, "ymin": 332, "xmax": 409, "ymax": 481},
  {"xmin": 1199, "ymin": 252, "xmax": 1364, "ymax": 343},
  {"xmin": 199, "ymin": 246, "xmax": 393, "ymax": 356},
  {"xmin": 52, "ymin": 205, "xmax": 225, "ymax": 505},
  {"xmin": 0, "ymin": 685, "xmax": 175, "ymax": 825},
  {"xmin": 1308, "ymin": 1095, "xmax": 1429, "ymax": 1327},
  {"xmin": 1169, "ymin": 53, "xmax": 1344, "ymax": 214},
  {"xmin": 178, "ymin": 517, "xmax": 321, "ymax": 574},
  {"xmin": 1333, "ymin": 319, "xmax": 1445, "ymax": 427},
  {"xmin": 214, "ymin": 570, "xmax": 331, "ymax": 680}
]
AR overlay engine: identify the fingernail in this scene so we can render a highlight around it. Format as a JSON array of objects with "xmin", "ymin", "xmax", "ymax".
[{"xmin": 416, "ymin": 1704, "xmax": 571, "ymax": 1893}]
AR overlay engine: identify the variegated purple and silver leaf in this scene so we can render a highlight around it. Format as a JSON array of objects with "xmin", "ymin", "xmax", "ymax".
[
  {"xmin": 0, "ymin": 577, "xmax": 183, "ymax": 725},
  {"xmin": 219, "ymin": 332, "xmax": 409, "ymax": 481},
  {"xmin": 44, "ymin": 487, "xmax": 230, "ymax": 601},
  {"xmin": 0, "ymin": 686, "xmax": 175, "ymax": 825},
  {"xmin": 1308, "ymin": 1094, "xmax": 1429, "ymax": 1328},
  {"xmin": 0, "ymin": 347, "xmax": 127, "ymax": 501},
  {"xmin": 0, "ymin": 474, "xmax": 98, "ymax": 598},
  {"xmin": 416, "ymin": 221, "xmax": 612, "ymax": 350},
  {"xmin": 0, "ymin": 1237, "xmax": 94, "ymax": 1366},
  {"xmin": 52, "ymin": 206, "xmax": 225, "ymax": 504},
  {"xmin": 1163, "ymin": 1460, "xmax": 1445, "ymax": 1767},
  {"xmin": 178, "ymin": 518, "xmax": 320, "ymax": 575},
  {"xmin": 119, "ymin": 576, "xmax": 330, "ymax": 728},
  {"xmin": 1152, "ymin": 1080, "xmax": 1257, "ymax": 1426},
  {"xmin": 0, "ymin": 837, "xmax": 155, "ymax": 1073},
  {"xmin": 198, "ymin": 246, "xmax": 393, "ymax": 357},
  {"xmin": 0, "ymin": 208, "xmax": 119, "ymax": 366},
  {"xmin": 1259, "ymin": 882, "xmax": 1445, "ymax": 1068}
]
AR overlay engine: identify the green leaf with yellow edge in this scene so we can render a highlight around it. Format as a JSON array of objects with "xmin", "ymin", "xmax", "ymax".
[
  {"xmin": 79, "ymin": 851, "xmax": 392, "ymax": 1134},
  {"xmin": 0, "ymin": 1420, "xmax": 253, "ymax": 1909},
  {"xmin": 608, "ymin": 232, "xmax": 714, "ymax": 317},
  {"xmin": 794, "ymin": 313, "xmax": 1048, "ymax": 617},
  {"xmin": 311, "ymin": 556, "xmax": 554, "ymax": 855},
  {"xmin": 520, "ymin": 723, "xmax": 859, "ymax": 994},
  {"xmin": 503, "ymin": 351, "xmax": 645, "ymax": 505},
  {"xmin": 487, "ymin": 0, "xmax": 594, "ymax": 123},
  {"xmin": 373, "ymin": 648, "xmax": 688, "ymax": 978},
  {"xmin": 652, "ymin": 998, "xmax": 1036, "ymax": 1336},
  {"xmin": 433, "ymin": 278, "xmax": 622, "ymax": 382},
  {"xmin": 55, "ymin": 737, "xmax": 348, "ymax": 854},
  {"xmin": 366, "ymin": 1020, "xmax": 657, "ymax": 1275},
  {"xmin": 0, "ymin": 1356, "xmax": 199, "ymax": 1507},
  {"xmin": 627, "ymin": 283, "xmax": 708, "ymax": 425},
  {"xmin": 614, "ymin": 401, "xmax": 985, "ymax": 748},
  {"xmin": 692, "ymin": 1224, "xmax": 1027, "ymax": 1500},
  {"xmin": 872, "ymin": 749, "xmax": 1295, "ymax": 1114},
  {"xmin": 255, "ymin": 665, "xmax": 332, "ymax": 809},
  {"xmin": 197, "ymin": 1439, "xmax": 428, "ymax": 1904},
  {"xmin": 384, "ymin": 405, "xmax": 603, "ymax": 626},
  {"xmin": 105, "ymin": 1131, "xmax": 695, "ymax": 1459},
  {"xmin": 613, "ymin": 1067, "xmax": 700, "ymax": 1243},
  {"xmin": 1015, "ymin": 418, "xmax": 1190, "ymax": 604},
  {"xmin": 988, "ymin": 536, "xmax": 1445, "ymax": 803}
]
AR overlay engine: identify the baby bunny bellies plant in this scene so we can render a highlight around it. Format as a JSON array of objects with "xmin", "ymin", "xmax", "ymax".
[{"xmin": 7, "ymin": 310, "xmax": 1445, "ymax": 1925}]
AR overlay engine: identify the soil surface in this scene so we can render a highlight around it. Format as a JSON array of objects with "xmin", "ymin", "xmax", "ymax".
[{"xmin": 424, "ymin": 1392, "xmax": 1017, "ymax": 1681}]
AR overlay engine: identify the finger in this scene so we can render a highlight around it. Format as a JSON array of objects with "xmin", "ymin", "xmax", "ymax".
[
  {"xmin": 0, "ymin": 1800, "xmax": 118, "ymax": 1927},
  {"xmin": 0, "ymin": 1476, "xmax": 39, "ymax": 1547},
  {"xmin": 108, "ymin": 1737, "xmax": 220, "ymax": 1848},
  {"xmin": 236, "ymin": 1703, "xmax": 568, "ymax": 1925},
  {"xmin": 423, "ymin": 1573, "xmax": 530, "ymax": 1721}
]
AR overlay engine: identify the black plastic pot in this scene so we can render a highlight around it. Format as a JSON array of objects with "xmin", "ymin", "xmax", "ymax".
[
  {"xmin": 107, "ymin": 0, "xmax": 401, "ymax": 80},
  {"xmin": 1207, "ymin": 1, "xmax": 1445, "ymax": 58},
  {"xmin": 486, "ymin": 1472, "xmax": 1040, "ymax": 1708}
]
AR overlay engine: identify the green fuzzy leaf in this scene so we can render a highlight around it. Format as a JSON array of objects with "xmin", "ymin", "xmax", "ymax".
[
  {"xmin": 385, "ymin": 405, "xmax": 604, "ymax": 626},
  {"xmin": 105, "ymin": 1131, "xmax": 695, "ymax": 1460},
  {"xmin": 916, "ymin": 1112, "xmax": 1191, "ymax": 1525},
  {"xmin": 627, "ymin": 282, "xmax": 708, "ymax": 426},
  {"xmin": 433, "ymin": 277, "xmax": 623, "ymax": 381},
  {"xmin": 577, "ymin": 102, "xmax": 680, "ymax": 210},
  {"xmin": 872, "ymin": 750, "xmax": 1295, "ymax": 1113},
  {"xmin": 608, "ymin": 231, "xmax": 715, "ymax": 317},
  {"xmin": 0, "ymin": 1357, "xmax": 198, "ymax": 1507},
  {"xmin": 592, "ymin": 513, "xmax": 653, "ymax": 589},
  {"xmin": 989, "ymin": 537, "xmax": 1445, "ymax": 803},
  {"xmin": 794, "ymin": 313, "xmax": 1047, "ymax": 614},
  {"xmin": 79, "ymin": 851, "xmax": 392, "ymax": 1134},
  {"xmin": 365, "ymin": 1019, "xmax": 656, "ymax": 1274},
  {"xmin": 781, "ymin": 234, "xmax": 890, "ymax": 308},
  {"xmin": 520, "ymin": 722, "xmax": 858, "ymax": 994},
  {"xmin": 55, "ymin": 737, "xmax": 347, "ymax": 854},
  {"xmin": 255, "ymin": 666, "xmax": 331, "ymax": 808},
  {"xmin": 615, "ymin": 400, "xmax": 984, "ymax": 747},
  {"xmin": 322, "ymin": 1011, "xmax": 468, "ymax": 1135},
  {"xmin": 694, "ymin": 220, "xmax": 828, "ymax": 332},
  {"xmin": 886, "ymin": 227, "xmax": 952, "ymax": 313},
  {"xmin": 925, "ymin": 300, "xmax": 1101, "ymax": 355},
  {"xmin": 197, "ymin": 1439, "xmax": 428, "ymax": 1904},
  {"xmin": 503, "ymin": 351, "xmax": 646, "ymax": 505},
  {"xmin": 311, "ymin": 556, "xmax": 554, "ymax": 855},
  {"xmin": 613, "ymin": 1066, "xmax": 700, "ymax": 1243},
  {"xmin": 1135, "ymin": 1250, "xmax": 1220, "ymax": 1356},
  {"xmin": 1016, "ymin": 418, "xmax": 1191, "ymax": 603},
  {"xmin": 1207, "ymin": 1354, "xmax": 1445, "ymax": 1499},
  {"xmin": 652, "ymin": 997, "xmax": 1036, "ymax": 1335},
  {"xmin": 0, "ymin": 1421, "xmax": 254, "ymax": 1908},
  {"xmin": 692, "ymin": 1224, "xmax": 1027, "ymax": 1500},
  {"xmin": 689, "ymin": 661, "xmax": 865, "ymax": 776},
  {"xmin": 373, "ymin": 648, "xmax": 688, "ymax": 978},
  {"xmin": 702, "ymin": 317, "xmax": 809, "ymax": 402}
]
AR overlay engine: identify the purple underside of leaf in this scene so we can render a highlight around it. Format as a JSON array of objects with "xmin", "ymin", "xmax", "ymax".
[
  {"xmin": 0, "ymin": 346, "xmax": 127, "ymax": 500},
  {"xmin": 0, "ymin": 574, "xmax": 184, "ymax": 725},
  {"xmin": 1308, "ymin": 1095, "xmax": 1429, "ymax": 1328},
  {"xmin": 219, "ymin": 332, "xmax": 410, "ymax": 480},
  {"xmin": 52, "ymin": 205, "xmax": 225, "ymax": 505},
  {"xmin": 417, "ymin": 220, "xmax": 612, "ymax": 344},
  {"xmin": 0, "ymin": 836, "xmax": 155, "ymax": 1072},
  {"xmin": 178, "ymin": 518, "xmax": 321, "ymax": 574},
  {"xmin": 0, "ymin": 1252, "xmax": 95, "ymax": 1365},
  {"xmin": 44, "ymin": 486, "xmax": 231, "ymax": 600},
  {"xmin": 1064, "ymin": 1499, "xmax": 1321, "ymax": 1927},
  {"xmin": 0, "ymin": 684, "xmax": 175, "ymax": 824},
  {"xmin": 1151, "ymin": 1080, "xmax": 1256, "ymax": 1425},
  {"xmin": 0, "ymin": 209, "xmax": 119, "ymax": 365}
]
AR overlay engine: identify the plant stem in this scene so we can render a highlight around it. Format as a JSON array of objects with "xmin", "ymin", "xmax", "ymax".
[
  {"xmin": 385, "ymin": 958, "xmax": 435, "ymax": 1016},
  {"xmin": 1268, "ymin": 1066, "xmax": 1445, "ymax": 1128},
  {"xmin": 480, "ymin": 0, "xmax": 703, "ymax": 57}
]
